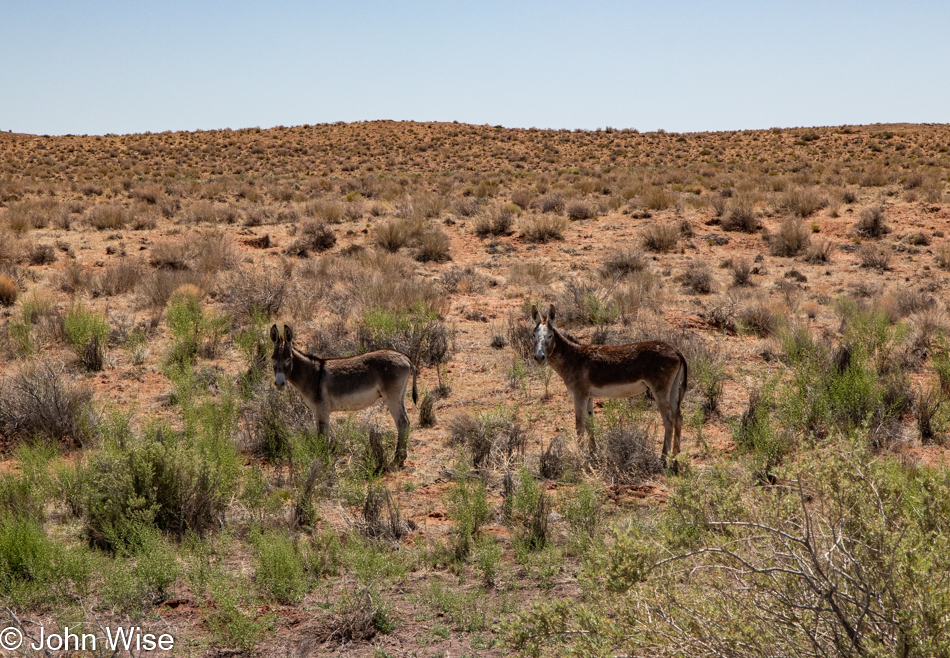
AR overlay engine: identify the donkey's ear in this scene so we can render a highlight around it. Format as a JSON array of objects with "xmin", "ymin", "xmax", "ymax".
[
  {"xmin": 548, "ymin": 305, "xmax": 557, "ymax": 323},
  {"xmin": 270, "ymin": 324, "xmax": 279, "ymax": 343},
  {"xmin": 531, "ymin": 304, "xmax": 540, "ymax": 323},
  {"xmin": 283, "ymin": 324, "xmax": 294, "ymax": 344}
]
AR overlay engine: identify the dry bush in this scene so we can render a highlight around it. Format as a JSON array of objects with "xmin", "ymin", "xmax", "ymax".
[
  {"xmin": 934, "ymin": 243, "xmax": 950, "ymax": 270},
  {"xmin": 414, "ymin": 226, "xmax": 452, "ymax": 262},
  {"xmin": 642, "ymin": 186, "xmax": 677, "ymax": 211},
  {"xmin": 738, "ymin": 302, "xmax": 778, "ymax": 336},
  {"xmin": 306, "ymin": 588, "xmax": 387, "ymax": 645},
  {"xmin": 441, "ymin": 266, "xmax": 485, "ymax": 294},
  {"xmin": 5, "ymin": 200, "xmax": 66, "ymax": 232},
  {"xmin": 641, "ymin": 223, "xmax": 679, "ymax": 253},
  {"xmin": 508, "ymin": 261, "xmax": 556, "ymax": 289},
  {"xmin": 85, "ymin": 204, "xmax": 130, "ymax": 230},
  {"xmin": 192, "ymin": 230, "xmax": 239, "ymax": 272},
  {"xmin": 285, "ymin": 220, "xmax": 336, "ymax": 257},
  {"xmin": 473, "ymin": 205, "xmax": 515, "ymax": 237},
  {"xmin": 556, "ymin": 281, "xmax": 619, "ymax": 326},
  {"xmin": 521, "ymin": 214, "xmax": 568, "ymax": 243},
  {"xmin": 613, "ymin": 273, "xmax": 661, "ymax": 322},
  {"xmin": 58, "ymin": 262, "xmax": 89, "ymax": 296},
  {"xmin": 731, "ymin": 258, "xmax": 753, "ymax": 286},
  {"xmin": 93, "ymin": 260, "xmax": 144, "ymax": 297},
  {"xmin": 0, "ymin": 274, "xmax": 17, "ymax": 306},
  {"xmin": 601, "ymin": 249, "xmax": 648, "ymax": 279},
  {"xmin": 858, "ymin": 243, "xmax": 891, "ymax": 271},
  {"xmin": 414, "ymin": 192, "xmax": 446, "ymax": 219},
  {"xmin": 448, "ymin": 411, "xmax": 527, "ymax": 469},
  {"xmin": 453, "ymin": 197, "xmax": 479, "ymax": 217},
  {"xmin": 305, "ymin": 199, "xmax": 345, "ymax": 224},
  {"xmin": 854, "ymin": 205, "xmax": 890, "ymax": 238},
  {"xmin": 0, "ymin": 361, "xmax": 95, "ymax": 448},
  {"xmin": 358, "ymin": 486, "xmax": 409, "ymax": 540},
  {"xmin": 770, "ymin": 217, "xmax": 811, "ymax": 257},
  {"xmin": 895, "ymin": 289, "xmax": 935, "ymax": 318},
  {"xmin": 239, "ymin": 388, "xmax": 312, "ymax": 460},
  {"xmin": 149, "ymin": 239, "xmax": 191, "ymax": 270},
  {"xmin": 722, "ymin": 199, "xmax": 759, "ymax": 232},
  {"xmin": 781, "ymin": 186, "xmax": 827, "ymax": 217},
  {"xmin": 510, "ymin": 189, "xmax": 535, "ymax": 210},
  {"xmin": 28, "ymin": 244, "xmax": 57, "ymax": 265},
  {"xmin": 566, "ymin": 198, "xmax": 596, "ymax": 220},
  {"xmin": 804, "ymin": 238, "xmax": 833, "ymax": 264},
  {"xmin": 139, "ymin": 269, "xmax": 208, "ymax": 310},
  {"xmin": 223, "ymin": 268, "xmax": 286, "ymax": 320},
  {"xmin": 539, "ymin": 193, "xmax": 565, "ymax": 214},
  {"xmin": 680, "ymin": 262, "xmax": 715, "ymax": 294},
  {"xmin": 591, "ymin": 419, "xmax": 663, "ymax": 483}
]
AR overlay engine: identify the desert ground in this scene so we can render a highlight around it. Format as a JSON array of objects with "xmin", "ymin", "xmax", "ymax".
[{"xmin": 1, "ymin": 121, "xmax": 950, "ymax": 656}]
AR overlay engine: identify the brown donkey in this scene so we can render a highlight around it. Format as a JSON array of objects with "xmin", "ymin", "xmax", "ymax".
[
  {"xmin": 270, "ymin": 324, "xmax": 418, "ymax": 468},
  {"xmin": 531, "ymin": 305, "xmax": 688, "ymax": 458}
]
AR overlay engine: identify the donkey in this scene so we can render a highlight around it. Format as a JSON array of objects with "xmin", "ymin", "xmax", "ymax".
[
  {"xmin": 531, "ymin": 305, "xmax": 688, "ymax": 458},
  {"xmin": 270, "ymin": 324, "xmax": 418, "ymax": 468}
]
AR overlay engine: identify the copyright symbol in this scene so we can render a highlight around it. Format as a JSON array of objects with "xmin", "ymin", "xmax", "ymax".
[{"xmin": 0, "ymin": 626, "xmax": 22, "ymax": 650}]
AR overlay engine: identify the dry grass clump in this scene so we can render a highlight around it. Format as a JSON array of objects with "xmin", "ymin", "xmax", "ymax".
[
  {"xmin": 854, "ymin": 206, "xmax": 890, "ymax": 238},
  {"xmin": 0, "ymin": 361, "xmax": 94, "ymax": 448},
  {"xmin": 521, "ymin": 214, "xmax": 568, "ymax": 243},
  {"xmin": 140, "ymin": 269, "xmax": 209, "ymax": 310},
  {"xmin": 441, "ymin": 266, "xmax": 485, "ymax": 294},
  {"xmin": 804, "ymin": 238, "xmax": 833, "ymax": 264},
  {"xmin": 730, "ymin": 258, "xmax": 754, "ymax": 286},
  {"xmin": 448, "ymin": 411, "xmax": 527, "ymax": 469},
  {"xmin": 612, "ymin": 272, "xmax": 661, "ymax": 321},
  {"xmin": 149, "ymin": 239, "xmax": 191, "ymax": 270},
  {"xmin": 591, "ymin": 419, "xmax": 663, "ymax": 483},
  {"xmin": 858, "ymin": 243, "xmax": 891, "ymax": 271},
  {"xmin": 28, "ymin": 244, "xmax": 57, "ymax": 265},
  {"xmin": 305, "ymin": 199, "xmax": 345, "ymax": 224},
  {"xmin": 413, "ymin": 192, "xmax": 446, "ymax": 219},
  {"xmin": 738, "ymin": 302, "xmax": 778, "ymax": 337},
  {"xmin": 722, "ymin": 199, "xmax": 759, "ymax": 232},
  {"xmin": 566, "ymin": 198, "xmax": 596, "ymax": 220},
  {"xmin": 93, "ymin": 260, "xmax": 144, "ymax": 297},
  {"xmin": 641, "ymin": 223, "xmax": 679, "ymax": 253},
  {"xmin": 680, "ymin": 262, "xmax": 715, "ymax": 294},
  {"xmin": 192, "ymin": 230, "xmax": 239, "ymax": 272},
  {"xmin": 538, "ymin": 193, "xmax": 565, "ymax": 214},
  {"xmin": 414, "ymin": 227, "xmax": 452, "ymax": 262},
  {"xmin": 601, "ymin": 249, "xmax": 648, "ymax": 279},
  {"xmin": 5, "ymin": 200, "xmax": 67, "ymax": 232},
  {"xmin": 285, "ymin": 220, "xmax": 336, "ymax": 257},
  {"xmin": 85, "ymin": 204, "xmax": 130, "ymax": 230},
  {"xmin": 508, "ymin": 261, "xmax": 556, "ymax": 289},
  {"xmin": 781, "ymin": 186, "xmax": 827, "ymax": 217},
  {"xmin": 934, "ymin": 243, "xmax": 950, "ymax": 270},
  {"xmin": 770, "ymin": 217, "xmax": 811, "ymax": 257},
  {"xmin": 473, "ymin": 205, "xmax": 515, "ymax": 237},
  {"xmin": 641, "ymin": 186, "xmax": 677, "ymax": 211},
  {"xmin": 223, "ymin": 268, "xmax": 286, "ymax": 320},
  {"xmin": 0, "ymin": 274, "xmax": 17, "ymax": 306},
  {"xmin": 510, "ymin": 189, "xmax": 535, "ymax": 210}
]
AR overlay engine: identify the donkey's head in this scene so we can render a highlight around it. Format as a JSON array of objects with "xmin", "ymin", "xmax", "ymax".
[
  {"xmin": 270, "ymin": 324, "xmax": 294, "ymax": 389},
  {"xmin": 531, "ymin": 304, "xmax": 556, "ymax": 365}
]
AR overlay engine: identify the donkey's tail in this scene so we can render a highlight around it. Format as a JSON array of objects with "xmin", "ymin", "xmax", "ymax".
[
  {"xmin": 411, "ymin": 363, "xmax": 418, "ymax": 405},
  {"xmin": 676, "ymin": 351, "xmax": 688, "ymax": 415}
]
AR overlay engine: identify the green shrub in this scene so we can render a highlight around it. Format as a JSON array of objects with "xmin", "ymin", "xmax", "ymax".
[
  {"xmin": 79, "ymin": 397, "xmax": 239, "ymax": 552},
  {"xmin": 357, "ymin": 306, "xmax": 451, "ymax": 367},
  {"xmin": 447, "ymin": 477, "xmax": 492, "ymax": 559},
  {"xmin": 254, "ymin": 531, "xmax": 307, "ymax": 603}
]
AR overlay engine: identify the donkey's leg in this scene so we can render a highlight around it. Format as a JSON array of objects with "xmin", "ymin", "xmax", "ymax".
[
  {"xmin": 385, "ymin": 390, "xmax": 411, "ymax": 468},
  {"xmin": 573, "ymin": 393, "xmax": 595, "ymax": 453},
  {"xmin": 671, "ymin": 376, "xmax": 684, "ymax": 456},
  {"xmin": 651, "ymin": 382, "xmax": 675, "ymax": 458}
]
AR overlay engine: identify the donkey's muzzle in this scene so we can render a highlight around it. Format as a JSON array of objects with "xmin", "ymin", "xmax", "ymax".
[{"xmin": 274, "ymin": 372, "xmax": 287, "ymax": 389}]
